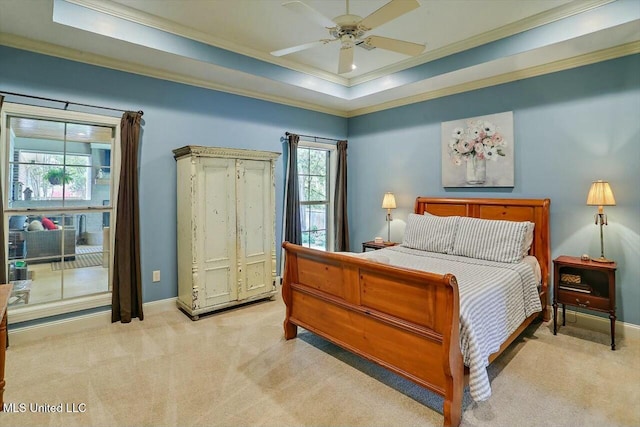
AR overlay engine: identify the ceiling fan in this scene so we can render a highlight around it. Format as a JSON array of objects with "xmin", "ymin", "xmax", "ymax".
[{"xmin": 271, "ymin": 0, "xmax": 425, "ymax": 74}]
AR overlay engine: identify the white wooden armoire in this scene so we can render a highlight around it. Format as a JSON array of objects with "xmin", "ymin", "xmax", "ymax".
[{"xmin": 173, "ymin": 145, "xmax": 280, "ymax": 320}]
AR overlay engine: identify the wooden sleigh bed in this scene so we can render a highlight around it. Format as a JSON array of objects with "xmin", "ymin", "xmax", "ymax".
[{"xmin": 281, "ymin": 197, "xmax": 550, "ymax": 427}]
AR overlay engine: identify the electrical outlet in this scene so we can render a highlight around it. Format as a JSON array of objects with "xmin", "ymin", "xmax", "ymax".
[{"xmin": 152, "ymin": 270, "xmax": 161, "ymax": 282}]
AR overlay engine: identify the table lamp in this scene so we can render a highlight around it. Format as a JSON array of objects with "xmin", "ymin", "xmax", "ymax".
[
  {"xmin": 381, "ymin": 192, "xmax": 396, "ymax": 243},
  {"xmin": 586, "ymin": 180, "xmax": 616, "ymax": 263}
]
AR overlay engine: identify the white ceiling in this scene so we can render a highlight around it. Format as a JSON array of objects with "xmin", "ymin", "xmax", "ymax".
[
  {"xmin": 107, "ymin": 0, "xmax": 574, "ymax": 78},
  {"xmin": 0, "ymin": 0, "xmax": 639, "ymax": 116}
]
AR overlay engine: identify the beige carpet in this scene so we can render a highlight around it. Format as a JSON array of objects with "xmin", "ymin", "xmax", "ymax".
[{"xmin": 4, "ymin": 293, "xmax": 639, "ymax": 427}]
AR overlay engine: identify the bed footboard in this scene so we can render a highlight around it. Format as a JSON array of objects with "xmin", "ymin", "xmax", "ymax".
[{"xmin": 282, "ymin": 242, "xmax": 464, "ymax": 427}]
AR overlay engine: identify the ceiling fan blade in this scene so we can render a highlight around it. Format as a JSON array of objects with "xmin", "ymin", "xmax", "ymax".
[
  {"xmin": 363, "ymin": 35, "xmax": 424, "ymax": 56},
  {"xmin": 271, "ymin": 40, "xmax": 329, "ymax": 57},
  {"xmin": 358, "ymin": 0, "xmax": 420, "ymax": 31},
  {"xmin": 338, "ymin": 46, "xmax": 354, "ymax": 74},
  {"xmin": 282, "ymin": 1, "xmax": 335, "ymax": 28}
]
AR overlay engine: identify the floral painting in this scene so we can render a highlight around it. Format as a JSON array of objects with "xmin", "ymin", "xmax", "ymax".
[{"xmin": 441, "ymin": 111, "xmax": 514, "ymax": 187}]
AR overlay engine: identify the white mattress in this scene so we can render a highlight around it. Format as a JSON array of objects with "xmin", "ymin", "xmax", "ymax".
[{"xmin": 356, "ymin": 246, "xmax": 542, "ymax": 401}]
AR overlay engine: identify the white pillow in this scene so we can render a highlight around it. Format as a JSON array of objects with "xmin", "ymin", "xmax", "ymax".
[
  {"xmin": 451, "ymin": 217, "xmax": 533, "ymax": 263},
  {"xmin": 521, "ymin": 222, "xmax": 535, "ymax": 258},
  {"xmin": 27, "ymin": 220, "xmax": 45, "ymax": 231},
  {"xmin": 402, "ymin": 213, "xmax": 459, "ymax": 254}
]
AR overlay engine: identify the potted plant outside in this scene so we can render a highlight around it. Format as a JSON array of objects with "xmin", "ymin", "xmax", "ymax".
[{"xmin": 44, "ymin": 168, "xmax": 72, "ymax": 185}]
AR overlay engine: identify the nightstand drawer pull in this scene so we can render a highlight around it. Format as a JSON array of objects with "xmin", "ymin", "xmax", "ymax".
[{"xmin": 576, "ymin": 298, "xmax": 590, "ymax": 307}]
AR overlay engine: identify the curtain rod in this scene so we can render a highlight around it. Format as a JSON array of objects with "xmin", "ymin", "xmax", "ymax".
[
  {"xmin": 285, "ymin": 131, "xmax": 342, "ymax": 143},
  {"xmin": 0, "ymin": 90, "xmax": 144, "ymax": 116}
]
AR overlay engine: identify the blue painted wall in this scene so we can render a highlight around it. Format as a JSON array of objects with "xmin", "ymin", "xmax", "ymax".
[
  {"xmin": 2, "ymin": 46, "xmax": 639, "ymax": 326},
  {"xmin": 0, "ymin": 45, "xmax": 347, "ymax": 305},
  {"xmin": 348, "ymin": 54, "xmax": 640, "ymax": 325}
]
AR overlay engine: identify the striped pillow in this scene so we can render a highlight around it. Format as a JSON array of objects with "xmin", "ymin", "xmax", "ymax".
[
  {"xmin": 402, "ymin": 213, "xmax": 459, "ymax": 254},
  {"xmin": 451, "ymin": 217, "xmax": 533, "ymax": 263}
]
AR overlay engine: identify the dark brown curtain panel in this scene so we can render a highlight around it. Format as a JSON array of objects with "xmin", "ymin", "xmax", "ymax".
[
  {"xmin": 334, "ymin": 140, "xmax": 350, "ymax": 251},
  {"xmin": 112, "ymin": 111, "xmax": 143, "ymax": 323},
  {"xmin": 0, "ymin": 95, "xmax": 5, "ymax": 283},
  {"xmin": 284, "ymin": 133, "xmax": 302, "ymax": 244}
]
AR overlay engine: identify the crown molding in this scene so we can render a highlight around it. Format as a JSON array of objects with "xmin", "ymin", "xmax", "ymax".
[
  {"xmin": 1, "ymin": 35, "xmax": 635, "ymax": 121},
  {"xmin": 0, "ymin": 33, "xmax": 349, "ymax": 118},
  {"xmin": 63, "ymin": 0, "xmax": 614, "ymax": 88},
  {"xmin": 65, "ymin": 0, "xmax": 350, "ymax": 87},
  {"xmin": 172, "ymin": 145, "xmax": 280, "ymax": 161},
  {"xmin": 347, "ymin": 41, "xmax": 640, "ymax": 118},
  {"xmin": 348, "ymin": 0, "xmax": 615, "ymax": 86}
]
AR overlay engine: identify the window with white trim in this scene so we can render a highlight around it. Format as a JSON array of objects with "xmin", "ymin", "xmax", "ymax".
[
  {"xmin": 17, "ymin": 150, "xmax": 92, "ymax": 200},
  {"xmin": 1, "ymin": 103, "xmax": 120, "ymax": 323},
  {"xmin": 297, "ymin": 141, "xmax": 336, "ymax": 251}
]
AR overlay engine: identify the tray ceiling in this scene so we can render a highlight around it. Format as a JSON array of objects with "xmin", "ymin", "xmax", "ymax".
[{"xmin": 0, "ymin": 0, "xmax": 638, "ymax": 116}]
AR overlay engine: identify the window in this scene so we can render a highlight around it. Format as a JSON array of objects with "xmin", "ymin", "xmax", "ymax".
[
  {"xmin": 17, "ymin": 150, "xmax": 91, "ymax": 200},
  {"xmin": 1, "ymin": 103, "xmax": 120, "ymax": 323},
  {"xmin": 297, "ymin": 142, "xmax": 336, "ymax": 251},
  {"xmin": 7, "ymin": 117, "xmax": 113, "ymax": 208}
]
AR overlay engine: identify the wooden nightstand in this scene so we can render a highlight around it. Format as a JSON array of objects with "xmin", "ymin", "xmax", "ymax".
[
  {"xmin": 553, "ymin": 255, "xmax": 617, "ymax": 350},
  {"xmin": 362, "ymin": 241, "xmax": 398, "ymax": 252}
]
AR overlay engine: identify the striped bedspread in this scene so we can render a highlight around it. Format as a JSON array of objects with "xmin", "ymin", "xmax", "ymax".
[{"xmin": 359, "ymin": 245, "xmax": 542, "ymax": 401}]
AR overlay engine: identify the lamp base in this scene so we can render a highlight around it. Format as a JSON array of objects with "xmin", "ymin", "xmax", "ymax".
[{"xmin": 591, "ymin": 256, "xmax": 615, "ymax": 264}]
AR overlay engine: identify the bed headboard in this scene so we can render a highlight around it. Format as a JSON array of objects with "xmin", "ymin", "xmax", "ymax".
[{"xmin": 414, "ymin": 197, "xmax": 551, "ymax": 289}]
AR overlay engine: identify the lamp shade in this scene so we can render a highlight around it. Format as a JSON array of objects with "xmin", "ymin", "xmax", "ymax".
[
  {"xmin": 382, "ymin": 192, "xmax": 396, "ymax": 209},
  {"xmin": 586, "ymin": 180, "xmax": 616, "ymax": 206}
]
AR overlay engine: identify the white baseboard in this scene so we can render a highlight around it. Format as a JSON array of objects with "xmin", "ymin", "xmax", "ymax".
[
  {"xmin": 8, "ymin": 278, "xmax": 283, "ymax": 347},
  {"xmin": 549, "ymin": 306, "xmax": 640, "ymax": 342},
  {"xmin": 7, "ymin": 297, "xmax": 177, "ymax": 346},
  {"xmin": 11, "ymin": 295, "xmax": 635, "ymax": 348}
]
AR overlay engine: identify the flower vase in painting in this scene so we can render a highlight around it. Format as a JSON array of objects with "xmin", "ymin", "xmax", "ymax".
[
  {"xmin": 466, "ymin": 155, "xmax": 486, "ymax": 184},
  {"xmin": 441, "ymin": 111, "xmax": 514, "ymax": 187}
]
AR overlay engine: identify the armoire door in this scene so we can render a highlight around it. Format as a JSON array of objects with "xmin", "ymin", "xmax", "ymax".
[
  {"xmin": 198, "ymin": 157, "xmax": 238, "ymax": 306},
  {"xmin": 236, "ymin": 159, "xmax": 274, "ymax": 300}
]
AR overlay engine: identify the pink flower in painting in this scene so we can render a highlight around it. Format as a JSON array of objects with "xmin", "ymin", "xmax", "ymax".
[
  {"xmin": 457, "ymin": 138, "xmax": 474, "ymax": 153},
  {"xmin": 448, "ymin": 118, "xmax": 507, "ymax": 165}
]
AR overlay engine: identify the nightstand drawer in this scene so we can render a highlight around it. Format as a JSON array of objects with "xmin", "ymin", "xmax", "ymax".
[{"xmin": 557, "ymin": 289, "xmax": 609, "ymax": 310}]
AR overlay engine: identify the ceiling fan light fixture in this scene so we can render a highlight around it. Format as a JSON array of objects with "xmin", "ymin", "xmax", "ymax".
[
  {"xmin": 275, "ymin": 0, "xmax": 424, "ymax": 74},
  {"xmin": 333, "ymin": 14, "xmax": 361, "ymax": 28},
  {"xmin": 340, "ymin": 33, "xmax": 356, "ymax": 49}
]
